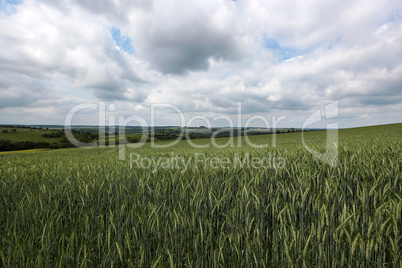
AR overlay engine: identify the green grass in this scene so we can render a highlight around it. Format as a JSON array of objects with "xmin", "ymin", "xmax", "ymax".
[
  {"xmin": 0, "ymin": 127, "xmax": 61, "ymax": 143},
  {"xmin": 0, "ymin": 123, "xmax": 401, "ymax": 267}
]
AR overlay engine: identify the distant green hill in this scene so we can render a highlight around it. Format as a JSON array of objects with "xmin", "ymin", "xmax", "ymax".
[{"xmin": 0, "ymin": 126, "xmax": 62, "ymax": 143}]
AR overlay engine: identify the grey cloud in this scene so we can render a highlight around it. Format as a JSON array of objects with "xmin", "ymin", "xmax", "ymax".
[
  {"xmin": 104, "ymin": 43, "xmax": 145, "ymax": 84},
  {"xmin": 142, "ymin": 27, "xmax": 243, "ymax": 75},
  {"xmin": 75, "ymin": 0, "xmax": 153, "ymax": 14},
  {"xmin": 359, "ymin": 95, "xmax": 402, "ymax": 106},
  {"xmin": 266, "ymin": 98, "xmax": 312, "ymax": 111},
  {"xmin": 81, "ymin": 41, "xmax": 149, "ymax": 102},
  {"xmin": 207, "ymin": 88, "xmax": 311, "ymax": 115},
  {"xmin": 0, "ymin": 74, "xmax": 50, "ymax": 109},
  {"xmin": 43, "ymin": 0, "xmax": 152, "ymax": 18},
  {"xmin": 0, "ymin": 95, "xmax": 32, "ymax": 109},
  {"xmin": 133, "ymin": 1, "xmax": 245, "ymax": 75}
]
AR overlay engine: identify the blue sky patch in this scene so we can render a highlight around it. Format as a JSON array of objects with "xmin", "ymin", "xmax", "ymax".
[
  {"xmin": 111, "ymin": 27, "xmax": 134, "ymax": 54},
  {"xmin": 0, "ymin": 0, "xmax": 22, "ymax": 15},
  {"xmin": 264, "ymin": 38, "xmax": 300, "ymax": 61}
]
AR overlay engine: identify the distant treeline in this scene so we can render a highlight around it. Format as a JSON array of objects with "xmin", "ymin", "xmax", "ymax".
[
  {"xmin": 0, "ymin": 125, "xmax": 49, "ymax": 130},
  {"xmin": 0, "ymin": 129, "xmax": 99, "ymax": 152},
  {"xmin": 0, "ymin": 140, "xmax": 67, "ymax": 152},
  {"xmin": 151, "ymin": 128, "xmax": 302, "ymax": 141},
  {"xmin": 0, "ymin": 129, "xmax": 146, "ymax": 152},
  {"xmin": 56, "ymin": 130, "xmax": 99, "ymax": 143}
]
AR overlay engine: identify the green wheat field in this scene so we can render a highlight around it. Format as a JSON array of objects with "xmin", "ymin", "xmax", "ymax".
[{"xmin": 0, "ymin": 123, "xmax": 401, "ymax": 267}]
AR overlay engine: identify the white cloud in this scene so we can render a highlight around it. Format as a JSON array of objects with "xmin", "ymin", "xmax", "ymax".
[{"xmin": 268, "ymin": 94, "xmax": 282, "ymax": 102}]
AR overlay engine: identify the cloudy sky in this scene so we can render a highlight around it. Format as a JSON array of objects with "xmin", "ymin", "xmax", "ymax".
[{"xmin": 0, "ymin": 0, "xmax": 401, "ymax": 128}]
